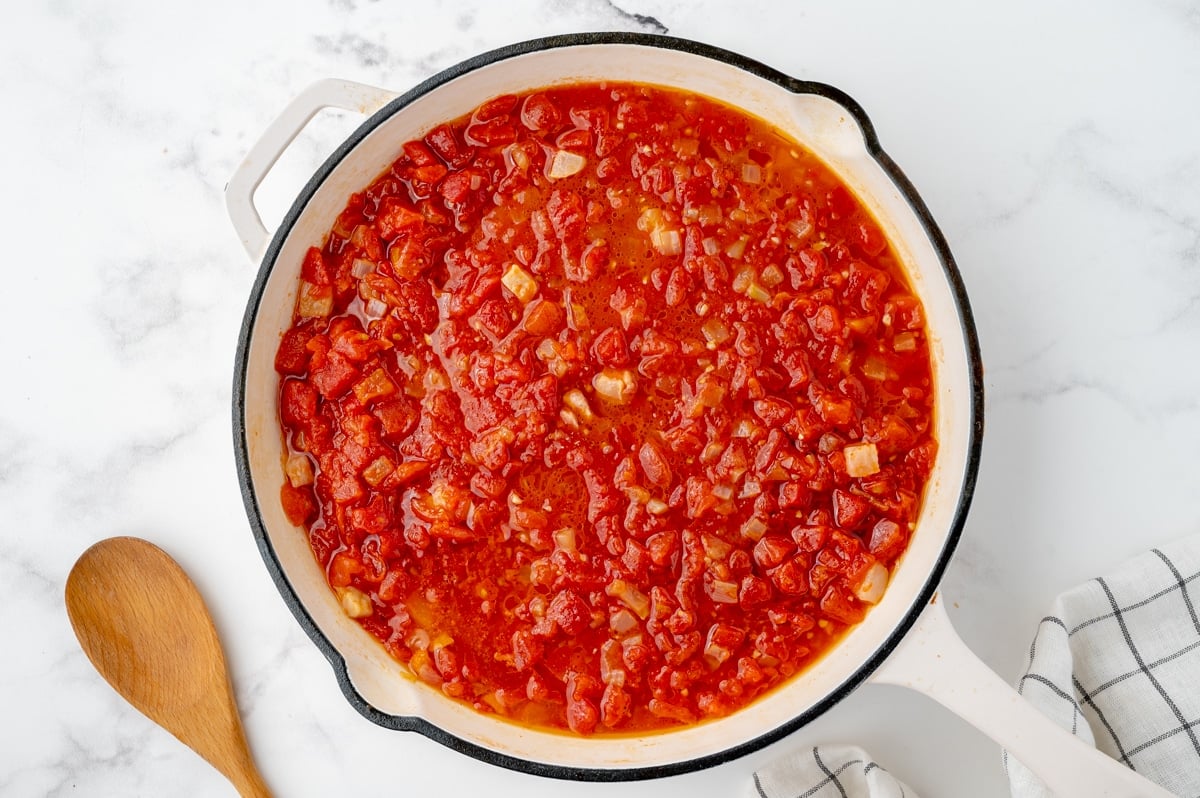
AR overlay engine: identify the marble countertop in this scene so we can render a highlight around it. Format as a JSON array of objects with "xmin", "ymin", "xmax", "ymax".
[{"xmin": 4, "ymin": 1, "xmax": 1199, "ymax": 795}]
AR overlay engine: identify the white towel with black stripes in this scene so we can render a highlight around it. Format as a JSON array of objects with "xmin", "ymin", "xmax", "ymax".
[
  {"xmin": 745, "ymin": 536, "xmax": 1200, "ymax": 798},
  {"xmin": 745, "ymin": 745, "xmax": 917, "ymax": 798},
  {"xmin": 1006, "ymin": 536, "xmax": 1200, "ymax": 796}
]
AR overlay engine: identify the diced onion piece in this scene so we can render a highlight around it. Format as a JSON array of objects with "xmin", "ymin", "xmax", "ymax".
[
  {"xmin": 704, "ymin": 640, "xmax": 732, "ymax": 668},
  {"xmin": 673, "ymin": 138, "xmax": 699, "ymax": 158},
  {"xmin": 351, "ymin": 258, "xmax": 375, "ymax": 278},
  {"xmin": 563, "ymin": 389, "xmax": 595, "ymax": 421},
  {"xmin": 854, "ymin": 561, "xmax": 889, "ymax": 604},
  {"xmin": 739, "ymin": 479, "xmax": 763, "ymax": 499},
  {"xmin": 732, "ymin": 267, "xmax": 755, "ymax": 294},
  {"xmin": 760, "ymin": 264, "xmax": 784, "ymax": 287},
  {"xmin": 694, "ymin": 373, "xmax": 726, "ymax": 410},
  {"xmin": 745, "ymin": 282, "xmax": 771, "ymax": 304},
  {"xmin": 701, "ymin": 318, "xmax": 731, "ymax": 347},
  {"xmin": 706, "ymin": 579, "xmax": 739, "ymax": 604},
  {"xmin": 610, "ymin": 608, "xmax": 639, "ymax": 635},
  {"xmin": 592, "ymin": 368, "xmax": 638, "ymax": 403},
  {"xmin": 297, "ymin": 280, "xmax": 333, "ymax": 318},
  {"xmin": 425, "ymin": 368, "xmax": 450, "ymax": 392},
  {"xmin": 553, "ymin": 527, "xmax": 578, "ymax": 554},
  {"xmin": 696, "ymin": 206, "xmax": 721, "ymax": 227},
  {"xmin": 353, "ymin": 367, "xmax": 397, "ymax": 405},
  {"xmin": 863, "ymin": 356, "xmax": 897, "ymax": 381},
  {"xmin": 606, "ymin": 579, "xmax": 650, "ymax": 619},
  {"xmin": 337, "ymin": 586, "xmax": 373, "ymax": 618},
  {"xmin": 621, "ymin": 633, "xmax": 644, "ymax": 652},
  {"xmin": 725, "ymin": 236, "xmax": 749, "ymax": 259},
  {"xmin": 285, "ymin": 453, "xmax": 314, "ymax": 487},
  {"xmin": 505, "ymin": 143, "xmax": 531, "ymax": 171},
  {"xmin": 637, "ymin": 207, "xmax": 669, "ymax": 231},
  {"xmin": 600, "ymin": 639, "xmax": 626, "ymax": 686},
  {"xmin": 704, "ymin": 626, "xmax": 735, "ymax": 668},
  {"xmin": 844, "ymin": 442, "xmax": 881, "ymax": 478},
  {"xmin": 894, "ymin": 332, "xmax": 918, "ymax": 352},
  {"xmin": 732, "ymin": 418, "xmax": 759, "ymax": 438},
  {"xmin": 362, "ymin": 456, "xmax": 395, "ymax": 487},
  {"xmin": 537, "ymin": 338, "xmax": 569, "ymax": 379},
  {"xmin": 787, "ymin": 217, "xmax": 813, "ymax": 240},
  {"xmin": 646, "ymin": 498, "xmax": 669, "ymax": 515},
  {"xmin": 741, "ymin": 163, "xmax": 762, "ymax": 184},
  {"xmin": 650, "ymin": 227, "xmax": 682, "ymax": 256},
  {"xmin": 740, "ymin": 516, "xmax": 768, "ymax": 541},
  {"xmin": 703, "ymin": 534, "xmax": 733, "ymax": 560},
  {"xmin": 501, "ymin": 263, "xmax": 538, "ymax": 303},
  {"xmin": 847, "ymin": 317, "xmax": 873, "ymax": 335},
  {"xmin": 365, "ymin": 298, "xmax": 389, "ymax": 319},
  {"xmin": 408, "ymin": 648, "xmax": 440, "ymax": 684},
  {"xmin": 407, "ymin": 627, "xmax": 431, "ymax": 651},
  {"xmin": 547, "ymin": 149, "xmax": 587, "ymax": 179},
  {"xmin": 625, "ymin": 486, "xmax": 651, "ymax": 505},
  {"xmin": 701, "ymin": 236, "xmax": 721, "ymax": 255},
  {"xmin": 535, "ymin": 338, "xmax": 559, "ymax": 361},
  {"xmin": 711, "ymin": 484, "xmax": 734, "ymax": 502}
]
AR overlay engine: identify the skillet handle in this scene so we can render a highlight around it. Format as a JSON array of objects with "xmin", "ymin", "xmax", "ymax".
[
  {"xmin": 225, "ymin": 79, "xmax": 398, "ymax": 260},
  {"xmin": 870, "ymin": 595, "xmax": 1175, "ymax": 797}
]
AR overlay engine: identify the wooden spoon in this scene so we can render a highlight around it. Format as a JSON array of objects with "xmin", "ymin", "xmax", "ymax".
[{"xmin": 65, "ymin": 537, "xmax": 271, "ymax": 798}]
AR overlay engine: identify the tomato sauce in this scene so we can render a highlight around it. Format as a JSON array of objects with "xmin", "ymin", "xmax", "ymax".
[{"xmin": 274, "ymin": 82, "xmax": 936, "ymax": 734}]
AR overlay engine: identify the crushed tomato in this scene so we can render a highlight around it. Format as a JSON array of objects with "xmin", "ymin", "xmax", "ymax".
[{"xmin": 275, "ymin": 82, "xmax": 936, "ymax": 734}]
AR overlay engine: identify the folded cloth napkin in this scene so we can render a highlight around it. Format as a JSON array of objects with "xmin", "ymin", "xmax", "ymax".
[
  {"xmin": 745, "ymin": 745, "xmax": 918, "ymax": 798},
  {"xmin": 746, "ymin": 536, "xmax": 1200, "ymax": 797},
  {"xmin": 1006, "ymin": 535, "xmax": 1200, "ymax": 797}
]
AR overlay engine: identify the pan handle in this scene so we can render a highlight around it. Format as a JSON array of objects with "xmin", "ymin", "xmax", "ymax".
[
  {"xmin": 869, "ymin": 595, "xmax": 1174, "ymax": 797},
  {"xmin": 225, "ymin": 79, "xmax": 399, "ymax": 260}
]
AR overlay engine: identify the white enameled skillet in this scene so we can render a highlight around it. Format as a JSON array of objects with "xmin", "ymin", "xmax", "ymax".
[{"xmin": 228, "ymin": 33, "xmax": 1169, "ymax": 797}]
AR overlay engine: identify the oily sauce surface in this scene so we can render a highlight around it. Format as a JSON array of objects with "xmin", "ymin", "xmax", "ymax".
[{"xmin": 274, "ymin": 82, "xmax": 936, "ymax": 734}]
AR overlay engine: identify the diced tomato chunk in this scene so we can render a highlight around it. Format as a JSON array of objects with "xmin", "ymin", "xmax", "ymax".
[
  {"xmin": 565, "ymin": 674, "xmax": 600, "ymax": 735},
  {"xmin": 403, "ymin": 139, "xmax": 439, "ymax": 167},
  {"xmin": 301, "ymin": 247, "xmax": 332, "ymax": 286},
  {"xmin": 466, "ymin": 118, "xmax": 516, "ymax": 146},
  {"xmin": 328, "ymin": 551, "xmax": 364, "ymax": 587},
  {"xmin": 600, "ymin": 683, "xmax": 632, "ymax": 728},
  {"xmin": 280, "ymin": 379, "xmax": 318, "ymax": 427},
  {"xmin": 280, "ymin": 481, "xmax": 317, "ymax": 526},
  {"xmin": 520, "ymin": 93, "xmax": 562, "ymax": 131},
  {"xmin": 275, "ymin": 327, "xmax": 314, "ymax": 376},
  {"xmin": 425, "ymin": 124, "xmax": 470, "ymax": 166},
  {"xmin": 310, "ymin": 350, "xmax": 359, "ymax": 399},
  {"xmin": 832, "ymin": 489, "xmax": 870, "ymax": 529},
  {"xmin": 546, "ymin": 589, "xmax": 590, "ymax": 637},
  {"xmin": 869, "ymin": 519, "xmax": 907, "ymax": 561},
  {"xmin": 820, "ymin": 583, "xmax": 864, "ymax": 624},
  {"xmin": 474, "ymin": 93, "xmax": 518, "ymax": 121},
  {"xmin": 375, "ymin": 196, "xmax": 425, "ymax": 239}
]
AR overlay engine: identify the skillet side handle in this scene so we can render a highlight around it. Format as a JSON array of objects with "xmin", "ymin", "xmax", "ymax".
[
  {"xmin": 871, "ymin": 595, "xmax": 1175, "ymax": 798},
  {"xmin": 225, "ymin": 79, "xmax": 399, "ymax": 260}
]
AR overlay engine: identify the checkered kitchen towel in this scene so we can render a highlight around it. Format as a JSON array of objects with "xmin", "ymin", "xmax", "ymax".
[
  {"xmin": 747, "ymin": 536, "xmax": 1200, "ymax": 798},
  {"xmin": 746, "ymin": 745, "xmax": 917, "ymax": 798},
  {"xmin": 1006, "ymin": 535, "xmax": 1200, "ymax": 796}
]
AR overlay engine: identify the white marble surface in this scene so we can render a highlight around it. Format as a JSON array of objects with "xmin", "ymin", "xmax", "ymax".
[{"xmin": 3, "ymin": 1, "xmax": 1199, "ymax": 795}]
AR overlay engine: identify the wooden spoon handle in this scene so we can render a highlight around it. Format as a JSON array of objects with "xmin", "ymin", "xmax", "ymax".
[
  {"xmin": 217, "ymin": 694, "xmax": 273, "ymax": 798},
  {"xmin": 228, "ymin": 756, "xmax": 273, "ymax": 798}
]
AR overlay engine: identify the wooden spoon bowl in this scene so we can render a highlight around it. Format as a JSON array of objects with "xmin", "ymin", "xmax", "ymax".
[{"xmin": 65, "ymin": 537, "xmax": 271, "ymax": 798}]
